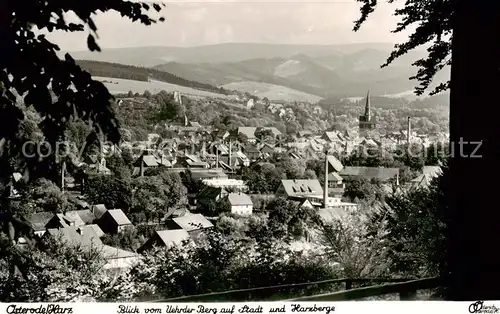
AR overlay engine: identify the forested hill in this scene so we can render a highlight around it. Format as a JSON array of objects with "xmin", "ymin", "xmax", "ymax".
[{"xmin": 76, "ymin": 60, "xmax": 229, "ymax": 95}]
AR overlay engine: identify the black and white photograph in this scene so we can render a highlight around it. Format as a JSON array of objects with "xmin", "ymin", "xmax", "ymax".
[{"xmin": 0, "ymin": 0, "xmax": 499, "ymax": 306}]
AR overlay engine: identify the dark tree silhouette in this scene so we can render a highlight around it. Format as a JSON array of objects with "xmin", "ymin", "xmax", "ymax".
[
  {"xmin": 0, "ymin": 0, "xmax": 164, "ymax": 280},
  {"xmin": 354, "ymin": 0, "xmax": 452, "ymax": 96},
  {"xmin": 355, "ymin": 0, "xmax": 500, "ymax": 301}
]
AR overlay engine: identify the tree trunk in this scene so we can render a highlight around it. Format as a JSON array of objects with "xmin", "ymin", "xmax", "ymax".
[{"xmin": 447, "ymin": 0, "xmax": 500, "ymax": 300}]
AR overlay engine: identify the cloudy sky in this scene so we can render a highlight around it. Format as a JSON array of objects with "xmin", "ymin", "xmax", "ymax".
[{"xmin": 46, "ymin": 0, "xmax": 412, "ymax": 51}]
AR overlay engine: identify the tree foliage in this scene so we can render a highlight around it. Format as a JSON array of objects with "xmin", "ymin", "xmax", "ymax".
[
  {"xmin": 354, "ymin": 0, "xmax": 452, "ymax": 96},
  {"xmin": 319, "ymin": 212, "xmax": 390, "ymax": 279},
  {"xmin": 77, "ymin": 60, "xmax": 228, "ymax": 95},
  {"xmin": 0, "ymin": 238, "xmax": 104, "ymax": 302},
  {"xmin": 150, "ymin": 91, "xmax": 185, "ymax": 123},
  {"xmin": 369, "ymin": 163, "xmax": 449, "ymax": 278},
  {"xmin": 16, "ymin": 178, "xmax": 75, "ymax": 215},
  {"xmin": 131, "ymin": 171, "xmax": 187, "ymax": 222},
  {"xmin": 0, "ymin": 0, "xmax": 165, "ymax": 280},
  {"xmin": 343, "ymin": 177, "xmax": 385, "ymax": 204},
  {"xmin": 130, "ymin": 229, "xmax": 337, "ymax": 300},
  {"xmin": 83, "ymin": 174, "xmax": 132, "ymax": 211}
]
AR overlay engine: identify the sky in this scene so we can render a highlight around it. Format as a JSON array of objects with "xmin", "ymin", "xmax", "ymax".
[{"xmin": 46, "ymin": 0, "xmax": 412, "ymax": 51}]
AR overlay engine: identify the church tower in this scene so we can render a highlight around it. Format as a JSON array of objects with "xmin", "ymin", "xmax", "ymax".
[{"xmin": 359, "ymin": 90, "xmax": 376, "ymax": 134}]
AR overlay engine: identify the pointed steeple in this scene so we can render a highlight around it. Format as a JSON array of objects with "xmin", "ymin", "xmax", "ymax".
[{"xmin": 364, "ymin": 90, "xmax": 371, "ymax": 118}]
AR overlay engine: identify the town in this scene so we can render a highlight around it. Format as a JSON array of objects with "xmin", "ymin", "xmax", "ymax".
[
  {"xmin": 2, "ymin": 0, "xmax": 473, "ymax": 303},
  {"xmin": 2, "ymin": 85, "xmax": 449, "ymax": 301}
]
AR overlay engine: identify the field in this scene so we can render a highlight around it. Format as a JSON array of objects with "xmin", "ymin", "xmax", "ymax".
[
  {"xmin": 94, "ymin": 77, "xmax": 232, "ymax": 99},
  {"xmin": 220, "ymin": 81, "xmax": 322, "ymax": 102},
  {"xmin": 382, "ymin": 90, "xmax": 426, "ymax": 101}
]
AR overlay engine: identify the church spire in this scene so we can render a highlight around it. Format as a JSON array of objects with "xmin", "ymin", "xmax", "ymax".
[{"xmin": 364, "ymin": 90, "xmax": 371, "ymax": 118}]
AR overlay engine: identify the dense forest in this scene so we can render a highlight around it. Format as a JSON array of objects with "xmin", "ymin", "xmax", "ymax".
[{"xmin": 76, "ymin": 60, "xmax": 230, "ymax": 95}]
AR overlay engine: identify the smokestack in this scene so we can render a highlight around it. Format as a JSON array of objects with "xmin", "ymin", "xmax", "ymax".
[
  {"xmin": 324, "ymin": 154, "xmax": 329, "ymax": 209},
  {"xmin": 344, "ymin": 139, "xmax": 348, "ymax": 160},
  {"xmin": 61, "ymin": 160, "xmax": 66, "ymax": 192},
  {"xmin": 140, "ymin": 154, "xmax": 144, "ymax": 177},
  {"xmin": 216, "ymin": 145, "xmax": 219, "ymax": 169},
  {"xmin": 229, "ymin": 139, "xmax": 232, "ymax": 169},
  {"xmin": 407, "ymin": 117, "xmax": 411, "ymax": 146}
]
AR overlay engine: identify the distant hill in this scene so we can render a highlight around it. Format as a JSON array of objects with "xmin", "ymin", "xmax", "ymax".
[
  {"xmin": 66, "ymin": 42, "xmax": 401, "ymax": 66},
  {"xmin": 70, "ymin": 43, "xmax": 450, "ymax": 100},
  {"xmin": 94, "ymin": 77, "xmax": 232, "ymax": 99},
  {"xmin": 154, "ymin": 54, "xmax": 449, "ymax": 99},
  {"xmin": 220, "ymin": 81, "xmax": 322, "ymax": 102},
  {"xmin": 76, "ymin": 60, "xmax": 228, "ymax": 95}
]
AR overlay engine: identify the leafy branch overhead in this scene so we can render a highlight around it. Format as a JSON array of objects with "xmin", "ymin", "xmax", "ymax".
[
  {"xmin": 0, "ymin": 0, "xmax": 166, "ymax": 147},
  {"xmin": 354, "ymin": 0, "xmax": 452, "ymax": 96},
  {"xmin": 0, "ymin": 0, "xmax": 165, "ymax": 279}
]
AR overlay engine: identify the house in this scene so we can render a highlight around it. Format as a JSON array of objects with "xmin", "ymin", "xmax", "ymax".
[
  {"xmin": 155, "ymin": 154, "xmax": 173, "ymax": 167},
  {"xmin": 262, "ymin": 127, "xmax": 282, "ymax": 138},
  {"xmin": 87, "ymin": 163, "xmax": 112, "ymax": 175},
  {"xmin": 166, "ymin": 214, "xmax": 214, "ymax": 238},
  {"xmin": 101, "ymin": 245, "xmax": 140, "ymax": 271},
  {"xmin": 246, "ymin": 98, "xmax": 255, "ymax": 109},
  {"xmin": 288, "ymin": 151, "xmax": 302, "ymax": 160},
  {"xmin": 196, "ymin": 187, "xmax": 227, "ymax": 211},
  {"xmin": 327, "ymin": 172, "xmax": 345, "ymax": 198},
  {"xmin": 78, "ymin": 224, "xmax": 105, "ymax": 238},
  {"xmin": 226, "ymin": 192, "xmax": 253, "ymax": 216},
  {"xmin": 339, "ymin": 166, "xmax": 400, "ymax": 184},
  {"xmin": 297, "ymin": 130, "xmax": 314, "ymax": 139},
  {"xmin": 243, "ymin": 145, "xmax": 260, "ymax": 161},
  {"xmin": 185, "ymin": 154, "xmax": 202, "ymax": 163},
  {"xmin": 23, "ymin": 212, "xmax": 55, "ymax": 237},
  {"xmin": 219, "ymin": 156, "xmax": 242, "ymax": 170},
  {"xmin": 45, "ymin": 213, "xmax": 85, "ymax": 230},
  {"xmin": 322, "ymin": 131, "xmax": 342, "ymax": 143},
  {"xmin": 408, "ymin": 166, "xmax": 442, "ymax": 189},
  {"xmin": 238, "ymin": 127, "xmax": 258, "ymax": 142},
  {"xmin": 44, "ymin": 225, "xmax": 138, "ymax": 271},
  {"xmin": 357, "ymin": 137, "xmax": 381, "ymax": 150},
  {"xmin": 259, "ymin": 143, "xmax": 275, "ymax": 155},
  {"xmin": 202, "ymin": 178, "xmax": 248, "ymax": 191},
  {"xmin": 147, "ymin": 133, "xmax": 160, "ymax": 144},
  {"xmin": 276, "ymin": 179, "xmax": 324, "ymax": 200},
  {"xmin": 175, "ymin": 154, "xmax": 209, "ymax": 169},
  {"xmin": 137, "ymin": 229, "xmax": 191, "ymax": 253},
  {"xmin": 344, "ymin": 130, "xmax": 357, "ymax": 140},
  {"xmin": 90, "ymin": 204, "xmax": 108, "ymax": 220},
  {"xmin": 327, "ymin": 155, "xmax": 344, "ymax": 173},
  {"xmin": 65, "ymin": 210, "xmax": 96, "ymax": 225},
  {"xmin": 97, "ymin": 209, "xmax": 133, "ymax": 234},
  {"xmin": 42, "ymin": 226, "xmax": 102, "ymax": 247},
  {"xmin": 232, "ymin": 151, "xmax": 251, "ymax": 167},
  {"xmin": 186, "ymin": 160, "xmax": 210, "ymax": 169},
  {"xmin": 184, "ymin": 169, "xmax": 228, "ymax": 181},
  {"xmin": 133, "ymin": 154, "xmax": 159, "ymax": 176},
  {"xmin": 188, "ymin": 121, "xmax": 202, "ymax": 129},
  {"xmin": 299, "ymin": 199, "xmax": 315, "ymax": 210},
  {"xmin": 307, "ymin": 196, "xmax": 358, "ymax": 212},
  {"xmin": 164, "ymin": 207, "xmax": 191, "ymax": 220},
  {"xmin": 211, "ymin": 143, "xmax": 230, "ymax": 156}
]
